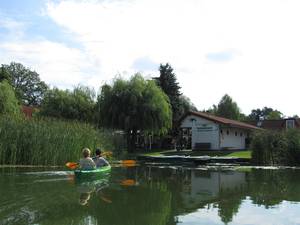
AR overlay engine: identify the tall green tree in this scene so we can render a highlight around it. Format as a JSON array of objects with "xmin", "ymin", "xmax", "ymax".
[
  {"xmin": 97, "ymin": 74, "xmax": 172, "ymax": 152},
  {"xmin": 40, "ymin": 85, "xmax": 96, "ymax": 122},
  {"xmin": 248, "ymin": 107, "xmax": 283, "ymax": 121},
  {"xmin": 0, "ymin": 80, "xmax": 20, "ymax": 117},
  {"xmin": 1, "ymin": 62, "xmax": 48, "ymax": 106},
  {"xmin": 266, "ymin": 110, "xmax": 283, "ymax": 120},
  {"xmin": 178, "ymin": 95, "xmax": 197, "ymax": 115},
  {"xmin": 215, "ymin": 94, "xmax": 241, "ymax": 120},
  {"xmin": 0, "ymin": 67, "xmax": 10, "ymax": 82},
  {"xmin": 156, "ymin": 63, "xmax": 182, "ymax": 121}
]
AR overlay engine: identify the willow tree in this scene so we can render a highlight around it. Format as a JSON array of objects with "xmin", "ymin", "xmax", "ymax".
[
  {"xmin": 0, "ymin": 80, "xmax": 20, "ymax": 117},
  {"xmin": 97, "ymin": 74, "xmax": 172, "ymax": 152}
]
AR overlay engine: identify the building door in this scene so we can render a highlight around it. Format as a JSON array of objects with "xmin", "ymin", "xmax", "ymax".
[{"xmin": 181, "ymin": 128, "xmax": 192, "ymax": 149}]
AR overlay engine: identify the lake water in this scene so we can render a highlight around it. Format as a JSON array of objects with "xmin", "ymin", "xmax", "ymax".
[{"xmin": 1, "ymin": 165, "xmax": 300, "ymax": 225}]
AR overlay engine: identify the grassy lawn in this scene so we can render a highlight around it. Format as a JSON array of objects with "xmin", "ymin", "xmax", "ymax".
[
  {"xmin": 226, "ymin": 151, "xmax": 252, "ymax": 159},
  {"xmin": 139, "ymin": 150, "xmax": 252, "ymax": 159}
]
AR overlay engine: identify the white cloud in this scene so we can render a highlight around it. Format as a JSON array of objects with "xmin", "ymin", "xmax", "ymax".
[
  {"xmin": 0, "ymin": 40, "xmax": 100, "ymax": 89},
  {"xmin": 44, "ymin": 0, "xmax": 300, "ymax": 116},
  {"xmin": 1, "ymin": 0, "xmax": 300, "ymax": 116}
]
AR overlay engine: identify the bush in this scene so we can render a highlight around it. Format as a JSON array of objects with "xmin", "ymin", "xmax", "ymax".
[
  {"xmin": 251, "ymin": 129, "xmax": 300, "ymax": 166},
  {"xmin": 285, "ymin": 129, "xmax": 300, "ymax": 164}
]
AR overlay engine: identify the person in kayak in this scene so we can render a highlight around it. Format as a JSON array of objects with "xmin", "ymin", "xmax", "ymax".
[
  {"xmin": 93, "ymin": 148, "xmax": 110, "ymax": 168},
  {"xmin": 79, "ymin": 148, "xmax": 96, "ymax": 170}
]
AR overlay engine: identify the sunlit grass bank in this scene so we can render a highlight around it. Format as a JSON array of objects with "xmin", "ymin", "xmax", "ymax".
[
  {"xmin": 140, "ymin": 149, "xmax": 252, "ymax": 159},
  {"xmin": 227, "ymin": 150, "xmax": 252, "ymax": 159},
  {"xmin": 0, "ymin": 116, "xmax": 119, "ymax": 166}
]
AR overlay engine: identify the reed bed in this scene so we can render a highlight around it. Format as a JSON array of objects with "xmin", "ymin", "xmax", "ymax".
[
  {"xmin": 0, "ymin": 116, "xmax": 118, "ymax": 166},
  {"xmin": 251, "ymin": 129, "xmax": 300, "ymax": 166}
]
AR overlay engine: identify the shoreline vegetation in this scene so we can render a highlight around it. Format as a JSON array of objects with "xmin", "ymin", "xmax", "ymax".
[
  {"xmin": 0, "ymin": 116, "xmax": 121, "ymax": 166},
  {"xmin": 251, "ymin": 129, "xmax": 300, "ymax": 166},
  {"xmin": 1, "ymin": 62, "xmax": 300, "ymax": 166}
]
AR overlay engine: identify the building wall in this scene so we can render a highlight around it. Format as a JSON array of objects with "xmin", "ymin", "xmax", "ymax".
[
  {"xmin": 180, "ymin": 115, "xmax": 220, "ymax": 150},
  {"xmin": 180, "ymin": 115, "xmax": 249, "ymax": 150},
  {"xmin": 220, "ymin": 128, "xmax": 247, "ymax": 149}
]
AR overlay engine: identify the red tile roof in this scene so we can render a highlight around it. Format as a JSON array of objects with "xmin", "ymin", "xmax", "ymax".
[
  {"xmin": 180, "ymin": 111, "xmax": 260, "ymax": 130},
  {"xmin": 246, "ymin": 119, "xmax": 300, "ymax": 130}
]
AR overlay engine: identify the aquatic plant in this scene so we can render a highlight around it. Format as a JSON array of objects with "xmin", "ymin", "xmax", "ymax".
[{"xmin": 0, "ymin": 116, "xmax": 121, "ymax": 165}]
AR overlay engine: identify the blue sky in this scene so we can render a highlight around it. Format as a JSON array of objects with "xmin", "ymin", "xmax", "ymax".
[
  {"xmin": 0, "ymin": 0, "xmax": 300, "ymax": 116},
  {"xmin": 0, "ymin": 0, "xmax": 79, "ymax": 48}
]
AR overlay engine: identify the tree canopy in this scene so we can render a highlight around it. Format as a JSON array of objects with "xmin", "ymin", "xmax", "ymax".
[
  {"xmin": 156, "ymin": 63, "xmax": 182, "ymax": 121},
  {"xmin": 40, "ymin": 85, "xmax": 96, "ymax": 122},
  {"xmin": 97, "ymin": 74, "xmax": 172, "ymax": 151},
  {"xmin": 0, "ymin": 80, "xmax": 20, "ymax": 117},
  {"xmin": 248, "ymin": 107, "xmax": 283, "ymax": 121},
  {"xmin": 178, "ymin": 95, "xmax": 197, "ymax": 115},
  {"xmin": 1, "ymin": 62, "xmax": 48, "ymax": 106},
  {"xmin": 215, "ymin": 94, "xmax": 241, "ymax": 120}
]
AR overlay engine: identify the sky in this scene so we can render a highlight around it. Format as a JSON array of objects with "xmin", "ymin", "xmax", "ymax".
[{"xmin": 0, "ymin": 0, "xmax": 299, "ymax": 116}]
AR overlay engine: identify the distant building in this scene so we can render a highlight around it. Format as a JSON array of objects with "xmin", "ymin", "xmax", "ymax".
[
  {"xmin": 246, "ymin": 118, "xmax": 300, "ymax": 130},
  {"xmin": 179, "ymin": 111, "xmax": 259, "ymax": 150}
]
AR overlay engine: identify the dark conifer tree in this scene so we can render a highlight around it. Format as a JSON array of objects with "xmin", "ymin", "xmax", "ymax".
[{"xmin": 157, "ymin": 63, "xmax": 182, "ymax": 121}]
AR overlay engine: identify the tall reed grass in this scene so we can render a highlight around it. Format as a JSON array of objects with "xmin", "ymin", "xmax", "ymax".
[
  {"xmin": 251, "ymin": 129, "xmax": 300, "ymax": 166},
  {"xmin": 0, "ymin": 116, "xmax": 123, "ymax": 165}
]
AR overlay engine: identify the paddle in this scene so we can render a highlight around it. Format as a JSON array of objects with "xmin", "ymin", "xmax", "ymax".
[
  {"xmin": 65, "ymin": 162, "xmax": 78, "ymax": 169},
  {"xmin": 111, "ymin": 160, "xmax": 137, "ymax": 167},
  {"xmin": 65, "ymin": 160, "xmax": 136, "ymax": 169}
]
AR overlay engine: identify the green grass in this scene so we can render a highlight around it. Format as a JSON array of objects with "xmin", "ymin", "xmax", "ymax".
[
  {"xmin": 142, "ymin": 151, "xmax": 164, "ymax": 156},
  {"xmin": 226, "ymin": 150, "xmax": 252, "ymax": 159},
  {"xmin": 140, "ymin": 150, "xmax": 252, "ymax": 159}
]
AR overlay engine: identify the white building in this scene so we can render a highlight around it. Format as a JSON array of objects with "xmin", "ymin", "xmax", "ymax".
[{"xmin": 179, "ymin": 111, "xmax": 259, "ymax": 150}]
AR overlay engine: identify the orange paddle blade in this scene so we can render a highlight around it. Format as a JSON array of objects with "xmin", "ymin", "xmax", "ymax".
[
  {"xmin": 121, "ymin": 160, "xmax": 136, "ymax": 164},
  {"xmin": 66, "ymin": 162, "xmax": 78, "ymax": 169}
]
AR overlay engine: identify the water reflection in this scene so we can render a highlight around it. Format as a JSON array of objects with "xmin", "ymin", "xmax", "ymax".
[
  {"xmin": 1, "ymin": 166, "xmax": 300, "ymax": 225},
  {"xmin": 75, "ymin": 174, "xmax": 110, "ymax": 206}
]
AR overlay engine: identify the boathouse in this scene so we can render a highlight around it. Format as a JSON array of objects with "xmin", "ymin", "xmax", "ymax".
[{"xmin": 179, "ymin": 111, "xmax": 259, "ymax": 150}]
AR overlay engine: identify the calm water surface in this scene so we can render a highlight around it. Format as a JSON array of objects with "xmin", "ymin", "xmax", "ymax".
[{"xmin": 1, "ymin": 165, "xmax": 300, "ymax": 225}]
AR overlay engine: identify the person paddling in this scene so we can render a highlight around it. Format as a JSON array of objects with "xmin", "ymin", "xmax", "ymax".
[
  {"xmin": 79, "ymin": 148, "xmax": 96, "ymax": 170},
  {"xmin": 93, "ymin": 148, "xmax": 110, "ymax": 168}
]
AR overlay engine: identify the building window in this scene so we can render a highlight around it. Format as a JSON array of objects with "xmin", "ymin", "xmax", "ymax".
[
  {"xmin": 235, "ymin": 131, "xmax": 237, "ymax": 136},
  {"xmin": 220, "ymin": 129, "xmax": 223, "ymax": 134},
  {"xmin": 286, "ymin": 120, "xmax": 295, "ymax": 129},
  {"xmin": 240, "ymin": 132, "xmax": 243, "ymax": 137},
  {"xmin": 226, "ymin": 130, "xmax": 229, "ymax": 135}
]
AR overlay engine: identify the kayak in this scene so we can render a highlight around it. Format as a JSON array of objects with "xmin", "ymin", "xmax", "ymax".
[{"xmin": 74, "ymin": 165, "xmax": 111, "ymax": 178}]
